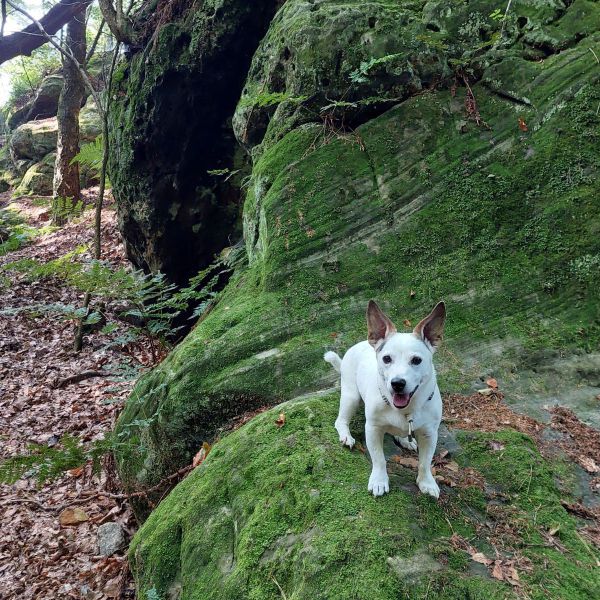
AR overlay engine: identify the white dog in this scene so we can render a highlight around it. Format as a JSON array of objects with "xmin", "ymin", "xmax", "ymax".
[{"xmin": 324, "ymin": 300, "xmax": 446, "ymax": 498}]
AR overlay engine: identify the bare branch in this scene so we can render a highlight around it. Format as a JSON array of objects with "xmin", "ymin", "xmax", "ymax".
[
  {"xmin": 0, "ymin": 0, "xmax": 91, "ymax": 64},
  {"xmin": 6, "ymin": 0, "xmax": 103, "ymax": 116}
]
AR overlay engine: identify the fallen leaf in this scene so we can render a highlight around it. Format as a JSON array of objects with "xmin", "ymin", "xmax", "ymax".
[
  {"xmin": 548, "ymin": 525, "xmax": 560, "ymax": 536},
  {"xmin": 445, "ymin": 461, "xmax": 460, "ymax": 473},
  {"xmin": 518, "ymin": 117, "xmax": 528, "ymax": 131},
  {"xmin": 489, "ymin": 440, "xmax": 505, "ymax": 452},
  {"xmin": 486, "ymin": 377, "xmax": 498, "ymax": 389},
  {"xmin": 491, "ymin": 562, "xmax": 504, "ymax": 580},
  {"xmin": 275, "ymin": 412, "xmax": 286, "ymax": 428},
  {"xmin": 409, "ymin": 289, "xmax": 416, "ymax": 298},
  {"xmin": 438, "ymin": 449, "xmax": 449, "ymax": 460},
  {"xmin": 471, "ymin": 552, "xmax": 492, "ymax": 566},
  {"xmin": 192, "ymin": 441, "xmax": 212, "ymax": 467},
  {"xmin": 59, "ymin": 507, "xmax": 89, "ymax": 527},
  {"xmin": 477, "ymin": 388, "xmax": 493, "ymax": 396},
  {"xmin": 390, "ymin": 455, "xmax": 419, "ymax": 468},
  {"xmin": 67, "ymin": 465, "xmax": 84, "ymax": 477},
  {"xmin": 355, "ymin": 442, "xmax": 366, "ymax": 454},
  {"xmin": 329, "ymin": 332, "xmax": 338, "ymax": 338},
  {"xmin": 579, "ymin": 456, "xmax": 600, "ymax": 473},
  {"xmin": 403, "ymin": 319, "xmax": 412, "ymax": 327}
]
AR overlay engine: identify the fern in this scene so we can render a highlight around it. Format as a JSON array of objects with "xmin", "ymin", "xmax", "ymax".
[
  {"xmin": 72, "ymin": 135, "xmax": 103, "ymax": 172},
  {"xmin": 72, "ymin": 135, "xmax": 110, "ymax": 185}
]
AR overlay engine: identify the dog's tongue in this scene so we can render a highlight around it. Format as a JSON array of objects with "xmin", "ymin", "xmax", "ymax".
[{"xmin": 392, "ymin": 393, "xmax": 411, "ymax": 408}]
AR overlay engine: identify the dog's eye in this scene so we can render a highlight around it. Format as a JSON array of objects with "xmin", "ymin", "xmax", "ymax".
[
  {"xmin": 411, "ymin": 356, "xmax": 422, "ymax": 365},
  {"xmin": 382, "ymin": 355, "xmax": 392, "ymax": 364}
]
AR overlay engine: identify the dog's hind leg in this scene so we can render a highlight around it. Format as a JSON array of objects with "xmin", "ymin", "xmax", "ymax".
[{"xmin": 335, "ymin": 383, "xmax": 360, "ymax": 448}]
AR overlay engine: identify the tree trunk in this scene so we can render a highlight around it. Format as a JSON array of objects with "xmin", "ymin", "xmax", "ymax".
[{"xmin": 53, "ymin": 13, "xmax": 87, "ymax": 225}]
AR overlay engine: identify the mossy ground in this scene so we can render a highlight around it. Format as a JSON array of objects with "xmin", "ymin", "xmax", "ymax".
[
  {"xmin": 129, "ymin": 396, "xmax": 600, "ymax": 599},
  {"xmin": 115, "ymin": 24, "xmax": 600, "ymax": 512}
]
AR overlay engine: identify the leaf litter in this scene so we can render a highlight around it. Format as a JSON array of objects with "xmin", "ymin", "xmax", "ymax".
[{"xmin": 0, "ymin": 192, "xmax": 146, "ymax": 599}]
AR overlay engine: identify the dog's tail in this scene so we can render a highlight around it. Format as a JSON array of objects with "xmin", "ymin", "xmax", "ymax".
[{"xmin": 324, "ymin": 351, "xmax": 342, "ymax": 373}]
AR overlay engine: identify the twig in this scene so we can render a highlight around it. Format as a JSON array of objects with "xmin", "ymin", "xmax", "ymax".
[
  {"xmin": 0, "ymin": 496, "xmax": 50, "ymax": 511},
  {"xmin": 55, "ymin": 370, "xmax": 110, "ymax": 388},
  {"xmin": 271, "ymin": 576, "xmax": 288, "ymax": 600},
  {"xmin": 575, "ymin": 531, "xmax": 600, "ymax": 567},
  {"xmin": 85, "ymin": 18, "xmax": 105, "ymax": 65}
]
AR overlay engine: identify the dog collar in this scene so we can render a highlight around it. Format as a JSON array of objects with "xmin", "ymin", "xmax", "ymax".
[{"xmin": 392, "ymin": 391, "xmax": 434, "ymax": 444}]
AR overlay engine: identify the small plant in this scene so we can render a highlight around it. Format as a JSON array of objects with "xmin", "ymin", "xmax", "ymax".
[
  {"xmin": 0, "ymin": 207, "xmax": 36, "ymax": 256},
  {"xmin": 72, "ymin": 135, "xmax": 109, "ymax": 184},
  {"xmin": 349, "ymin": 53, "xmax": 404, "ymax": 84},
  {"xmin": 52, "ymin": 196, "xmax": 85, "ymax": 222}
]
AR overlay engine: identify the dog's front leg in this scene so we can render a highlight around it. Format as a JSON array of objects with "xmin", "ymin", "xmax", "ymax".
[
  {"xmin": 415, "ymin": 428, "xmax": 440, "ymax": 499},
  {"xmin": 365, "ymin": 424, "xmax": 389, "ymax": 496}
]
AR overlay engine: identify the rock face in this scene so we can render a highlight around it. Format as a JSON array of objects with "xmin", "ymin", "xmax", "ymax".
[
  {"xmin": 6, "ymin": 74, "xmax": 64, "ymax": 131},
  {"xmin": 115, "ymin": 0, "xmax": 600, "ymax": 596},
  {"xmin": 108, "ymin": 0, "xmax": 279, "ymax": 284}
]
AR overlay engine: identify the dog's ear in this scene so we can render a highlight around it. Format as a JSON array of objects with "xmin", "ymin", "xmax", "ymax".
[
  {"xmin": 367, "ymin": 300, "xmax": 397, "ymax": 348},
  {"xmin": 413, "ymin": 301, "xmax": 446, "ymax": 351}
]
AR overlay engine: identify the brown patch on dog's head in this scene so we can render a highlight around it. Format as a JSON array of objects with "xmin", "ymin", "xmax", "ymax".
[
  {"xmin": 413, "ymin": 301, "xmax": 446, "ymax": 351},
  {"xmin": 366, "ymin": 300, "xmax": 397, "ymax": 348}
]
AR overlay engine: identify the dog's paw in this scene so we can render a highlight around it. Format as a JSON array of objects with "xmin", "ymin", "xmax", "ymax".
[
  {"xmin": 368, "ymin": 474, "xmax": 390, "ymax": 497},
  {"xmin": 417, "ymin": 476, "xmax": 440, "ymax": 499},
  {"xmin": 394, "ymin": 435, "xmax": 417, "ymax": 452},
  {"xmin": 340, "ymin": 434, "xmax": 356, "ymax": 448}
]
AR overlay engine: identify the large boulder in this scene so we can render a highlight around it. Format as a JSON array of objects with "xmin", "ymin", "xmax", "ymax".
[
  {"xmin": 15, "ymin": 152, "xmax": 56, "ymax": 196},
  {"xmin": 114, "ymin": 0, "xmax": 600, "ymax": 523},
  {"xmin": 9, "ymin": 101, "xmax": 102, "ymax": 164},
  {"xmin": 129, "ymin": 395, "xmax": 600, "ymax": 599},
  {"xmin": 10, "ymin": 118, "xmax": 57, "ymax": 163},
  {"xmin": 108, "ymin": 0, "xmax": 280, "ymax": 285},
  {"xmin": 6, "ymin": 74, "xmax": 64, "ymax": 130}
]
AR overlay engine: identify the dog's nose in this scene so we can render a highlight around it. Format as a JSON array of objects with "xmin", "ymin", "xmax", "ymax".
[{"xmin": 391, "ymin": 378, "xmax": 406, "ymax": 392}]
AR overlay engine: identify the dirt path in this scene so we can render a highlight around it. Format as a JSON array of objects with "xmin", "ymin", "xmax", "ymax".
[{"xmin": 0, "ymin": 193, "xmax": 144, "ymax": 599}]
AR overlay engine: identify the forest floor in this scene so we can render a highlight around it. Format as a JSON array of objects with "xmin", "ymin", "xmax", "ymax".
[
  {"xmin": 1, "ymin": 192, "xmax": 599, "ymax": 599},
  {"xmin": 0, "ymin": 190, "xmax": 146, "ymax": 599}
]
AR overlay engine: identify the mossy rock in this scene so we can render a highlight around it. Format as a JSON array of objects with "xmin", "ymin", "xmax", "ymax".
[
  {"xmin": 115, "ymin": 8, "xmax": 600, "ymax": 520},
  {"xmin": 9, "ymin": 101, "xmax": 102, "ymax": 164},
  {"xmin": 6, "ymin": 74, "xmax": 64, "ymax": 131},
  {"xmin": 107, "ymin": 0, "xmax": 278, "ymax": 284},
  {"xmin": 129, "ymin": 395, "xmax": 600, "ymax": 599},
  {"xmin": 14, "ymin": 152, "xmax": 56, "ymax": 196},
  {"xmin": 233, "ymin": 0, "xmax": 574, "ymax": 153}
]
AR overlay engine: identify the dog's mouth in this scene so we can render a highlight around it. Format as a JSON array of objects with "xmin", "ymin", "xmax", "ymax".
[{"xmin": 392, "ymin": 385, "xmax": 418, "ymax": 409}]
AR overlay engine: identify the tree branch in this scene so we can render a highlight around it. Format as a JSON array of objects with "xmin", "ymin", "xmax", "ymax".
[
  {"xmin": 0, "ymin": 0, "xmax": 91, "ymax": 65},
  {"xmin": 6, "ymin": 0, "xmax": 103, "ymax": 115},
  {"xmin": 85, "ymin": 18, "xmax": 105, "ymax": 66}
]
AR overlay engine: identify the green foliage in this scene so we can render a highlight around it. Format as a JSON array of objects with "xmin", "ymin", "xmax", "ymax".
[
  {"xmin": 145, "ymin": 589, "xmax": 162, "ymax": 600},
  {"xmin": 0, "ymin": 207, "xmax": 36, "ymax": 256},
  {"xmin": 0, "ymin": 435, "xmax": 86, "ymax": 485},
  {"xmin": 52, "ymin": 197, "xmax": 85, "ymax": 222},
  {"xmin": 72, "ymin": 136, "xmax": 109, "ymax": 185},
  {"xmin": 2, "ymin": 45, "xmax": 61, "ymax": 111},
  {"xmin": 349, "ymin": 53, "xmax": 404, "ymax": 84},
  {"xmin": 2, "ymin": 247, "xmax": 231, "ymax": 344}
]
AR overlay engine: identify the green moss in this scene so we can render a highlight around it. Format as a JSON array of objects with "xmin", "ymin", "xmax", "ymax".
[
  {"xmin": 457, "ymin": 430, "xmax": 600, "ymax": 598},
  {"xmin": 129, "ymin": 397, "xmax": 598, "ymax": 599},
  {"xmin": 115, "ymin": 4, "xmax": 600, "ymax": 518}
]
